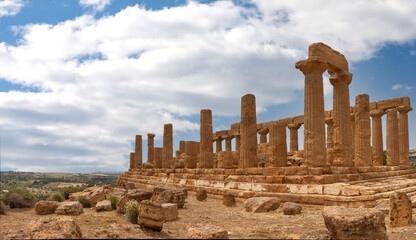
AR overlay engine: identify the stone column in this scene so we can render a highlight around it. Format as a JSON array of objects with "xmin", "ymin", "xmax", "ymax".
[
  {"xmin": 240, "ymin": 94, "xmax": 258, "ymax": 168},
  {"xmin": 162, "ymin": 124, "xmax": 173, "ymax": 169},
  {"xmin": 235, "ymin": 135, "xmax": 240, "ymax": 151},
  {"xmin": 200, "ymin": 109, "xmax": 213, "ymax": 168},
  {"xmin": 329, "ymin": 68, "xmax": 353, "ymax": 167},
  {"xmin": 147, "ymin": 133, "xmax": 155, "ymax": 165},
  {"xmin": 179, "ymin": 141, "xmax": 186, "ymax": 154},
  {"xmin": 325, "ymin": 118, "xmax": 334, "ymax": 149},
  {"xmin": 287, "ymin": 124, "xmax": 300, "ymax": 152},
  {"xmin": 258, "ymin": 128, "xmax": 268, "ymax": 144},
  {"xmin": 295, "ymin": 59, "xmax": 327, "ymax": 166},
  {"xmin": 154, "ymin": 147, "xmax": 163, "ymax": 168},
  {"xmin": 270, "ymin": 123, "xmax": 287, "ymax": 167},
  {"xmin": 370, "ymin": 109, "xmax": 384, "ymax": 166},
  {"xmin": 185, "ymin": 141, "xmax": 199, "ymax": 169},
  {"xmin": 350, "ymin": 113, "xmax": 355, "ymax": 161},
  {"xmin": 386, "ymin": 108, "xmax": 400, "ymax": 166},
  {"xmin": 355, "ymin": 94, "xmax": 372, "ymax": 166},
  {"xmin": 129, "ymin": 152, "xmax": 135, "ymax": 169},
  {"xmin": 135, "ymin": 135, "xmax": 142, "ymax": 168},
  {"xmin": 398, "ymin": 106, "xmax": 412, "ymax": 166},
  {"xmin": 225, "ymin": 136, "xmax": 232, "ymax": 152},
  {"xmin": 215, "ymin": 138, "xmax": 222, "ymax": 153}
]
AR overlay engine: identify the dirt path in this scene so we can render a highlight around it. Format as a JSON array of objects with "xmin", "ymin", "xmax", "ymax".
[{"xmin": 1, "ymin": 194, "xmax": 416, "ymax": 239}]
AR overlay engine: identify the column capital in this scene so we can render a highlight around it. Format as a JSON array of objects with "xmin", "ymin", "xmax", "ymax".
[
  {"xmin": 370, "ymin": 109, "xmax": 385, "ymax": 118},
  {"xmin": 147, "ymin": 133, "xmax": 155, "ymax": 138},
  {"xmin": 257, "ymin": 128, "xmax": 269, "ymax": 135},
  {"xmin": 287, "ymin": 123, "xmax": 301, "ymax": 130},
  {"xmin": 397, "ymin": 105, "xmax": 412, "ymax": 114},
  {"xmin": 295, "ymin": 57, "xmax": 327, "ymax": 75},
  {"xmin": 325, "ymin": 118, "xmax": 333, "ymax": 125},
  {"xmin": 214, "ymin": 136, "xmax": 222, "ymax": 142},
  {"xmin": 328, "ymin": 68, "xmax": 352, "ymax": 86}
]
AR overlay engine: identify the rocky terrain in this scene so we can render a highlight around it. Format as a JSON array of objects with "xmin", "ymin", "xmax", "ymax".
[{"xmin": 1, "ymin": 184, "xmax": 416, "ymax": 239}]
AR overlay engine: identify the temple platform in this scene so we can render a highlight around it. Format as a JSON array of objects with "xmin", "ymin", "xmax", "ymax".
[{"xmin": 118, "ymin": 166, "xmax": 416, "ymax": 207}]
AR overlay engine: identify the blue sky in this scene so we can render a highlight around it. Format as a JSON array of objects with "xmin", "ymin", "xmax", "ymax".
[{"xmin": 0, "ymin": 0, "xmax": 415, "ymax": 172}]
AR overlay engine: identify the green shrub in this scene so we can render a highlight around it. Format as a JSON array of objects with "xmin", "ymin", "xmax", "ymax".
[
  {"xmin": 125, "ymin": 200, "xmax": 139, "ymax": 224},
  {"xmin": 109, "ymin": 195, "xmax": 118, "ymax": 210},
  {"xmin": 383, "ymin": 150, "xmax": 387, "ymax": 165},
  {"xmin": 0, "ymin": 201, "xmax": 9, "ymax": 214},
  {"xmin": 59, "ymin": 186, "xmax": 84, "ymax": 199},
  {"xmin": 2, "ymin": 187, "xmax": 37, "ymax": 208},
  {"xmin": 78, "ymin": 195, "xmax": 91, "ymax": 208},
  {"xmin": 48, "ymin": 192, "xmax": 64, "ymax": 202}
]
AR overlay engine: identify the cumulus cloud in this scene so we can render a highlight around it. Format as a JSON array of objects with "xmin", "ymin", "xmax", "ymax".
[
  {"xmin": 1, "ymin": 0, "xmax": 416, "ymax": 172},
  {"xmin": 392, "ymin": 84, "xmax": 413, "ymax": 91},
  {"xmin": 0, "ymin": 0, "xmax": 25, "ymax": 17},
  {"xmin": 79, "ymin": 0, "xmax": 111, "ymax": 12}
]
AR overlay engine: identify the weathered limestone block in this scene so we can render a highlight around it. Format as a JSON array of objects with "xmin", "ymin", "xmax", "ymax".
[
  {"xmin": 154, "ymin": 189, "xmax": 186, "ymax": 208},
  {"xmin": 95, "ymin": 200, "xmax": 112, "ymax": 212},
  {"xmin": 355, "ymin": 94, "xmax": 372, "ymax": 166},
  {"xmin": 154, "ymin": 147, "xmax": 163, "ymax": 168},
  {"xmin": 122, "ymin": 182, "xmax": 136, "ymax": 190},
  {"xmin": 135, "ymin": 135, "xmax": 142, "ymax": 167},
  {"xmin": 386, "ymin": 108, "xmax": 400, "ymax": 166},
  {"xmin": 86, "ymin": 188, "xmax": 106, "ymax": 205},
  {"xmin": 162, "ymin": 203, "xmax": 178, "ymax": 221},
  {"xmin": 147, "ymin": 133, "xmax": 155, "ymax": 165},
  {"xmin": 218, "ymin": 151, "xmax": 234, "ymax": 169},
  {"xmin": 186, "ymin": 224, "xmax": 229, "ymax": 239},
  {"xmin": 35, "ymin": 201, "xmax": 59, "ymax": 215},
  {"xmin": 172, "ymin": 158, "xmax": 185, "ymax": 169},
  {"xmin": 240, "ymin": 94, "xmax": 258, "ymax": 168},
  {"xmin": 296, "ymin": 58, "xmax": 327, "ymax": 167},
  {"xmin": 370, "ymin": 109, "xmax": 385, "ymax": 166},
  {"xmin": 116, "ymin": 189, "xmax": 153, "ymax": 213},
  {"xmin": 111, "ymin": 187, "xmax": 126, "ymax": 199},
  {"xmin": 375, "ymin": 204, "xmax": 389, "ymax": 215},
  {"xmin": 223, "ymin": 193, "xmax": 236, "ymax": 207},
  {"xmin": 196, "ymin": 189, "xmax": 207, "ymax": 201},
  {"xmin": 389, "ymin": 191, "xmax": 412, "ymax": 227},
  {"xmin": 200, "ymin": 109, "xmax": 214, "ymax": 168},
  {"xmin": 269, "ymin": 122, "xmax": 287, "ymax": 167},
  {"xmin": 397, "ymin": 105, "xmax": 412, "ymax": 166},
  {"xmin": 55, "ymin": 202, "xmax": 84, "ymax": 216},
  {"xmin": 244, "ymin": 197, "xmax": 280, "ymax": 213},
  {"xmin": 162, "ymin": 124, "xmax": 173, "ymax": 169},
  {"xmin": 322, "ymin": 206, "xmax": 387, "ymax": 240},
  {"xmin": 138, "ymin": 200, "xmax": 164, "ymax": 232},
  {"xmin": 329, "ymin": 68, "xmax": 353, "ymax": 167},
  {"xmin": 185, "ymin": 141, "xmax": 199, "ymax": 169},
  {"xmin": 27, "ymin": 216, "xmax": 82, "ymax": 239},
  {"xmin": 283, "ymin": 202, "xmax": 302, "ymax": 215}
]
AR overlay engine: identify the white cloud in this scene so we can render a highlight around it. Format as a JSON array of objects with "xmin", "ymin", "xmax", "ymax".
[
  {"xmin": 1, "ymin": 0, "xmax": 416, "ymax": 172},
  {"xmin": 410, "ymin": 50, "xmax": 416, "ymax": 56},
  {"xmin": 392, "ymin": 84, "xmax": 413, "ymax": 91},
  {"xmin": 79, "ymin": 0, "xmax": 111, "ymax": 12},
  {"xmin": 0, "ymin": 0, "xmax": 25, "ymax": 17}
]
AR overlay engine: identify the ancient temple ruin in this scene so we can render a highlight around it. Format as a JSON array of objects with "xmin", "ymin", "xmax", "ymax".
[{"xmin": 118, "ymin": 43, "xmax": 414, "ymax": 207}]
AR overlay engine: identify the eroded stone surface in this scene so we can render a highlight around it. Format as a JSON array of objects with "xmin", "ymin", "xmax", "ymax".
[
  {"xmin": 196, "ymin": 189, "xmax": 207, "ymax": 201},
  {"xmin": 162, "ymin": 203, "xmax": 178, "ymax": 221},
  {"xmin": 244, "ymin": 197, "xmax": 280, "ymax": 213},
  {"xmin": 35, "ymin": 201, "xmax": 59, "ymax": 215},
  {"xmin": 116, "ymin": 189, "xmax": 153, "ymax": 213},
  {"xmin": 55, "ymin": 202, "xmax": 84, "ymax": 216},
  {"xmin": 27, "ymin": 216, "xmax": 82, "ymax": 239},
  {"xmin": 389, "ymin": 191, "xmax": 412, "ymax": 227},
  {"xmin": 283, "ymin": 202, "xmax": 302, "ymax": 215},
  {"xmin": 95, "ymin": 200, "xmax": 112, "ymax": 212},
  {"xmin": 186, "ymin": 224, "xmax": 229, "ymax": 239},
  {"xmin": 223, "ymin": 193, "xmax": 236, "ymax": 207},
  {"xmin": 138, "ymin": 200, "xmax": 164, "ymax": 231}
]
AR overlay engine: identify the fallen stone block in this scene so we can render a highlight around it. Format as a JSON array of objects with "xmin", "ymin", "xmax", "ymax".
[
  {"xmin": 35, "ymin": 201, "xmax": 59, "ymax": 215},
  {"xmin": 196, "ymin": 189, "xmax": 207, "ymax": 201},
  {"xmin": 116, "ymin": 189, "xmax": 153, "ymax": 213},
  {"xmin": 162, "ymin": 203, "xmax": 178, "ymax": 221},
  {"xmin": 283, "ymin": 202, "xmax": 302, "ymax": 215},
  {"xmin": 138, "ymin": 200, "xmax": 164, "ymax": 231},
  {"xmin": 223, "ymin": 193, "xmax": 236, "ymax": 207},
  {"xmin": 186, "ymin": 224, "xmax": 229, "ymax": 239},
  {"xmin": 96, "ymin": 200, "xmax": 112, "ymax": 212},
  {"xmin": 154, "ymin": 189, "xmax": 186, "ymax": 208},
  {"xmin": 244, "ymin": 197, "xmax": 280, "ymax": 213},
  {"xmin": 27, "ymin": 216, "xmax": 82, "ymax": 239},
  {"xmin": 86, "ymin": 188, "xmax": 106, "ymax": 206},
  {"xmin": 322, "ymin": 206, "xmax": 387, "ymax": 240},
  {"xmin": 390, "ymin": 191, "xmax": 412, "ymax": 227},
  {"xmin": 55, "ymin": 202, "xmax": 84, "ymax": 216}
]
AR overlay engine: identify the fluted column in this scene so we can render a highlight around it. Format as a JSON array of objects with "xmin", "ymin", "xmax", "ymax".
[
  {"xmin": 225, "ymin": 137, "xmax": 232, "ymax": 152},
  {"xmin": 200, "ymin": 109, "xmax": 214, "ymax": 168},
  {"xmin": 129, "ymin": 152, "xmax": 135, "ymax": 169},
  {"xmin": 325, "ymin": 118, "xmax": 334, "ymax": 149},
  {"xmin": 329, "ymin": 68, "xmax": 353, "ymax": 167},
  {"xmin": 215, "ymin": 138, "xmax": 222, "ymax": 153},
  {"xmin": 235, "ymin": 135, "xmax": 240, "ymax": 151},
  {"xmin": 179, "ymin": 141, "xmax": 186, "ymax": 154},
  {"xmin": 398, "ymin": 105, "xmax": 412, "ymax": 166},
  {"xmin": 370, "ymin": 109, "xmax": 384, "ymax": 166},
  {"xmin": 386, "ymin": 108, "xmax": 399, "ymax": 166},
  {"xmin": 295, "ymin": 58, "xmax": 327, "ymax": 166},
  {"xmin": 135, "ymin": 135, "xmax": 142, "ymax": 168},
  {"xmin": 162, "ymin": 124, "xmax": 173, "ymax": 168},
  {"xmin": 350, "ymin": 113, "xmax": 355, "ymax": 161},
  {"xmin": 185, "ymin": 141, "xmax": 199, "ymax": 169},
  {"xmin": 147, "ymin": 133, "xmax": 155, "ymax": 165},
  {"xmin": 287, "ymin": 123, "xmax": 300, "ymax": 152},
  {"xmin": 240, "ymin": 94, "xmax": 258, "ymax": 168},
  {"xmin": 154, "ymin": 147, "xmax": 163, "ymax": 168},
  {"xmin": 355, "ymin": 94, "xmax": 372, "ymax": 166},
  {"xmin": 270, "ymin": 123, "xmax": 287, "ymax": 167},
  {"xmin": 258, "ymin": 128, "xmax": 268, "ymax": 144}
]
